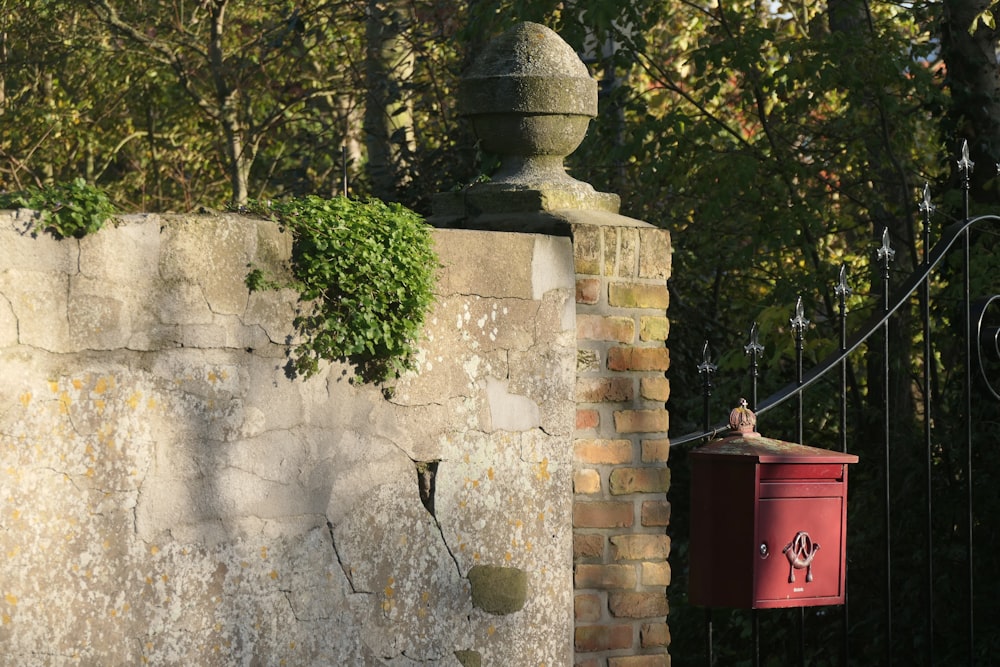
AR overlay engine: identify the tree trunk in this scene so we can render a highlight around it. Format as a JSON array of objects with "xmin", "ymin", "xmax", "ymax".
[
  {"xmin": 364, "ymin": 0, "xmax": 416, "ymax": 202},
  {"xmin": 941, "ymin": 0, "xmax": 1000, "ymax": 203}
]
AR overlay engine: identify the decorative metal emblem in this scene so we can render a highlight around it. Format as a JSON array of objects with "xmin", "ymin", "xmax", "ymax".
[{"xmin": 783, "ymin": 531, "xmax": 820, "ymax": 584}]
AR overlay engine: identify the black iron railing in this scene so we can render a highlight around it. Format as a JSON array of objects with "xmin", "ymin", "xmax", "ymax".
[{"xmin": 671, "ymin": 141, "xmax": 1000, "ymax": 666}]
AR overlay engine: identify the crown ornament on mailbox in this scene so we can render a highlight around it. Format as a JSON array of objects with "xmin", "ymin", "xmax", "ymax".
[{"xmin": 729, "ymin": 398, "xmax": 759, "ymax": 436}]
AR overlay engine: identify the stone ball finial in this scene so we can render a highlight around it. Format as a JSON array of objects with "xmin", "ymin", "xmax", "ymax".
[{"xmin": 459, "ymin": 22, "xmax": 598, "ymax": 190}]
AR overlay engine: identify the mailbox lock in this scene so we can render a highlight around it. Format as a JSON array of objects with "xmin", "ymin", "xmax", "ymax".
[{"xmin": 759, "ymin": 542, "xmax": 769, "ymax": 558}]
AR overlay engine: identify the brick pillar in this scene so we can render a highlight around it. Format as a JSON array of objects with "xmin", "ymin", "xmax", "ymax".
[{"xmin": 573, "ymin": 222, "xmax": 672, "ymax": 667}]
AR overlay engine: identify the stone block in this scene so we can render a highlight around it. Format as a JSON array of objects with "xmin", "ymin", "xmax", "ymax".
[
  {"xmin": 638, "ymin": 227, "xmax": 672, "ymax": 280},
  {"xmin": 639, "ymin": 316, "xmax": 670, "ymax": 341},
  {"xmin": 573, "ymin": 224, "xmax": 602, "ymax": 275},
  {"xmin": 642, "ymin": 561, "xmax": 672, "ymax": 586}
]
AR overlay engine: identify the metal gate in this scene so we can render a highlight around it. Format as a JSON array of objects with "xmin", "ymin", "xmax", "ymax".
[{"xmin": 668, "ymin": 141, "xmax": 1000, "ymax": 666}]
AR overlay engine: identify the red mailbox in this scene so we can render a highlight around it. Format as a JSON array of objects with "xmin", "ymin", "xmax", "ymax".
[{"xmin": 689, "ymin": 402, "xmax": 858, "ymax": 609}]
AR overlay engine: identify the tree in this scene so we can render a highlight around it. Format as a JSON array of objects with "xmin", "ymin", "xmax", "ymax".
[{"xmin": 85, "ymin": 0, "xmax": 353, "ymax": 206}]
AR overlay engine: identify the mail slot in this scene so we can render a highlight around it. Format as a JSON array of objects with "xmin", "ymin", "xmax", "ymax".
[{"xmin": 689, "ymin": 402, "xmax": 858, "ymax": 609}]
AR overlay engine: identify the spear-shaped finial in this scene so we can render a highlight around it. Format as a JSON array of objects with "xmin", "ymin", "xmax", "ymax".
[
  {"xmin": 790, "ymin": 296, "xmax": 809, "ymax": 334},
  {"xmin": 834, "ymin": 264, "xmax": 852, "ymax": 300},
  {"xmin": 744, "ymin": 321, "xmax": 764, "ymax": 356},
  {"xmin": 958, "ymin": 139, "xmax": 975, "ymax": 180},
  {"xmin": 697, "ymin": 340, "xmax": 718, "ymax": 376},
  {"xmin": 919, "ymin": 182, "xmax": 935, "ymax": 216},
  {"xmin": 877, "ymin": 227, "xmax": 896, "ymax": 266}
]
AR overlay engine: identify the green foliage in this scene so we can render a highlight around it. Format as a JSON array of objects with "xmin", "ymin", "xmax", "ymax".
[
  {"xmin": 244, "ymin": 196, "xmax": 438, "ymax": 384},
  {"xmin": 0, "ymin": 178, "xmax": 116, "ymax": 238}
]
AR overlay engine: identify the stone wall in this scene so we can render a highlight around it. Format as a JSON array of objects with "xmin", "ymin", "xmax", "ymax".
[{"xmin": 0, "ymin": 209, "xmax": 577, "ymax": 666}]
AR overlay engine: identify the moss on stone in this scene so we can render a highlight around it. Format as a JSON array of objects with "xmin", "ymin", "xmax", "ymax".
[{"xmin": 468, "ymin": 564, "xmax": 528, "ymax": 615}]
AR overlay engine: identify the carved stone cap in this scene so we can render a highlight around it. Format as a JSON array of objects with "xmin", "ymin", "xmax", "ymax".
[{"xmin": 459, "ymin": 22, "xmax": 597, "ymax": 118}]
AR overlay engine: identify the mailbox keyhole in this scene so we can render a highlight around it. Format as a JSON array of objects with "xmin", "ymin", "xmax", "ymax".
[{"xmin": 759, "ymin": 543, "xmax": 769, "ymax": 558}]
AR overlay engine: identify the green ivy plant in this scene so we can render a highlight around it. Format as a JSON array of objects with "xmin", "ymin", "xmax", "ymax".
[
  {"xmin": 0, "ymin": 178, "xmax": 116, "ymax": 238},
  {"xmin": 241, "ymin": 196, "xmax": 438, "ymax": 385}
]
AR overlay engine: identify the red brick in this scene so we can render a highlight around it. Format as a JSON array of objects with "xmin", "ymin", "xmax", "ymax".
[
  {"xmin": 640, "ymin": 622, "xmax": 672, "ymax": 648},
  {"xmin": 574, "ymin": 468, "xmax": 601, "ymax": 494},
  {"xmin": 575, "ymin": 660, "xmax": 601, "ymax": 667},
  {"xmin": 574, "ymin": 624, "xmax": 634, "ymax": 652},
  {"xmin": 576, "ymin": 278, "xmax": 601, "ymax": 304},
  {"xmin": 609, "ymin": 653, "xmax": 671, "ymax": 667},
  {"xmin": 577, "ymin": 409, "xmax": 600, "ymax": 430},
  {"xmin": 574, "ymin": 501, "xmax": 634, "ymax": 528},
  {"xmin": 574, "ymin": 533, "xmax": 605, "ymax": 559},
  {"xmin": 639, "ymin": 316, "xmax": 670, "ymax": 341},
  {"xmin": 641, "ymin": 438, "xmax": 671, "ymax": 463},
  {"xmin": 609, "ymin": 467, "xmax": 671, "ymax": 495},
  {"xmin": 610, "ymin": 534, "xmax": 671, "ymax": 561},
  {"xmin": 640, "ymin": 376, "xmax": 671, "ymax": 401},
  {"xmin": 609, "ymin": 591, "xmax": 669, "ymax": 618},
  {"xmin": 614, "ymin": 409, "xmax": 668, "ymax": 434},
  {"xmin": 608, "ymin": 282, "xmax": 669, "ymax": 309},
  {"xmin": 641, "ymin": 500, "xmax": 672, "ymax": 527},
  {"xmin": 575, "ymin": 564, "xmax": 637, "ymax": 589},
  {"xmin": 575, "ymin": 439, "xmax": 633, "ymax": 465},
  {"xmin": 607, "ymin": 346, "xmax": 671, "ymax": 372},
  {"xmin": 575, "ymin": 593, "xmax": 603, "ymax": 622},
  {"xmin": 578, "ymin": 314, "xmax": 635, "ymax": 343},
  {"xmin": 577, "ymin": 377, "xmax": 634, "ymax": 403},
  {"xmin": 642, "ymin": 561, "xmax": 672, "ymax": 586}
]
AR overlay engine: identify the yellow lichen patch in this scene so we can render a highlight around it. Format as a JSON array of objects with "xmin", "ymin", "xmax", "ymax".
[
  {"xmin": 48, "ymin": 380, "xmax": 59, "ymax": 393},
  {"xmin": 487, "ymin": 624, "xmax": 496, "ymax": 636},
  {"xmin": 384, "ymin": 576, "xmax": 395, "ymax": 597},
  {"xmin": 260, "ymin": 546, "xmax": 268, "ymax": 560},
  {"xmin": 537, "ymin": 512, "xmax": 545, "ymax": 523},
  {"xmin": 269, "ymin": 570, "xmax": 279, "ymax": 580},
  {"xmin": 535, "ymin": 458, "xmax": 550, "ymax": 481},
  {"xmin": 2, "ymin": 614, "xmax": 10, "ymax": 624},
  {"xmin": 487, "ymin": 467, "xmax": 494, "ymax": 480},
  {"xmin": 147, "ymin": 397, "xmax": 157, "ymax": 410},
  {"xmin": 127, "ymin": 392, "xmax": 142, "ymax": 410},
  {"xmin": 94, "ymin": 377, "xmax": 109, "ymax": 394},
  {"xmin": 58, "ymin": 392, "xmax": 72, "ymax": 414},
  {"xmin": 18, "ymin": 392, "xmax": 31, "ymax": 408},
  {"xmin": 4, "ymin": 593, "xmax": 17, "ymax": 605},
  {"xmin": 150, "ymin": 545, "xmax": 159, "ymax": 555},
  {"xmin": 504, "ymin": 551, "xmax": 512, "ymax": 562},
  {"xmin": 72, "ymin": 378, "xmax": 83, "ymax": 390}
]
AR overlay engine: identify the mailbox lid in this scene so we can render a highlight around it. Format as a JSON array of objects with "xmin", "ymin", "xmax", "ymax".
[{"xmin": 690, "ymin": 434, "xmax": 859, "ymax": 465}]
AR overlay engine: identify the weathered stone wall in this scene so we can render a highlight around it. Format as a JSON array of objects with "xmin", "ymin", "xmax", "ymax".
[{"xmin": 0, "ymin": 209, "xmax": 576, "ymax": 665}]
